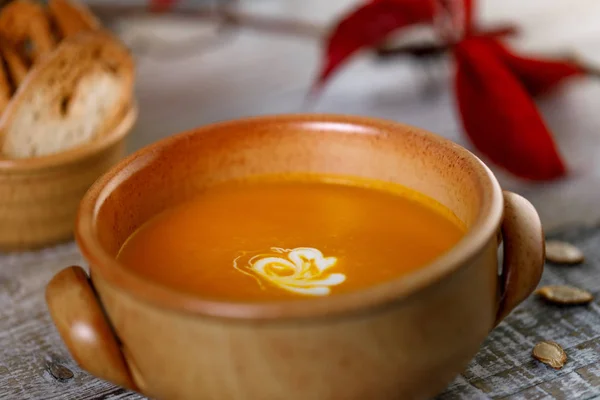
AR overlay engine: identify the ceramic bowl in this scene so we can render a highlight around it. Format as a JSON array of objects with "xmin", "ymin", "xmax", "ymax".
[
  {"xmin": 0, "ymin": 107, "xmax": 137, "ymax": 251},
  {"xmin": 46, "ymin": 115, "xmax": 544, "ymax": 400}
]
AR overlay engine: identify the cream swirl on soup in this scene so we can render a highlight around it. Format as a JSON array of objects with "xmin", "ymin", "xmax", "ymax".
[{"xmin": 234, "ymin": 247, "xmax": 345, "ymax": 296}]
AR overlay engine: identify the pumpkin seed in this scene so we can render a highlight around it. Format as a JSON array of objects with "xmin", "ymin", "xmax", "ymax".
[
  {"xmin": 536, "ymin": 285, "xmax": 593, "ymax": 305},
  {"xmin": 46, "ymin": 361, "xmax": 74, "ymax": 381},
  {"xmin": 545, "ymin": 240, "xmax": 584, "ymax": 265},
  {"xmin": 532, "ymin": 341, "xmax": 567, "ymax": 369}
]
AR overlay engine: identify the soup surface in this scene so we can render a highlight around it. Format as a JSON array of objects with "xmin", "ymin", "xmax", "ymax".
[{"xmin": 117, "ymin": 174, "xmax": 466, "ymax": 301}]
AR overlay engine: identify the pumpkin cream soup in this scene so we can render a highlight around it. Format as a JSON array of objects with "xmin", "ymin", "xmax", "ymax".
[{"xmin": 116, "ymin": 175, "xmax": 466, "ymax": 300}]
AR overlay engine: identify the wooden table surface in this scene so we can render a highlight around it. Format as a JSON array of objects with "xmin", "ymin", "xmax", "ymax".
[{"xmin": 3, "ymin": 0, "xmax": 600, "ymax": 398}]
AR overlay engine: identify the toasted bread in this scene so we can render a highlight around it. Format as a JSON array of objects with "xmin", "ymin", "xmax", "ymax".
[
  {"xmin": 0, "ymin": 0, "xmax": 56, "ymax": 63},
  {"xmin": 0, "ymin": 39, "xmax": 28, "ymax": 86},
  {"xmin": 0, "ymin": 30, "xmax": 135, "ymax": 159},
  {"xmin": 48, "ymin": 0, "xmax": 101, "ymax": 39}
]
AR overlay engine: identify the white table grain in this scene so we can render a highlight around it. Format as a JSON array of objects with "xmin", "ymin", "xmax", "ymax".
[{"xmin": 3, "ymin": 0, "xmax": 600, "ymax": 398}]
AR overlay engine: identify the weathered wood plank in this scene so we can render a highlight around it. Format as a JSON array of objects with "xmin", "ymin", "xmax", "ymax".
[{"xmin": 0, "ymin": 242, "xmax": 146, "ymax": 400}]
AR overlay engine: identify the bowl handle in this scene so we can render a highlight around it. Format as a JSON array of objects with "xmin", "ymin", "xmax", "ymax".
[
  {"xmin": 46, "ymin": 266, "xmax": 138, "ymax": 391},
  {"xmin": 494, "ymin": 191, "xmax": 544, "ymax": 325}
]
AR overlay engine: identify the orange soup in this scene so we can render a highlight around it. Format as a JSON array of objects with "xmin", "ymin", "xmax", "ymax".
[{"xmin": 117, "ymin": 175, "xmax": 466, "ymax": 301}]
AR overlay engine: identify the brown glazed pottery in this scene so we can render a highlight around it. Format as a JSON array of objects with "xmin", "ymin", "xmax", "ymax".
[
  {"xmin": 0, "ymin": 107, "xmax": 137, "ymax": 251},
  {"xmin": 46, "ymin": 115, "xmax": 544, "ymax": 400}
]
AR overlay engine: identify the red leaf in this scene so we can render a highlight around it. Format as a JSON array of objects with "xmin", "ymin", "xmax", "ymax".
[
  {"xmin": 453, "ymin": 37, "xmax": 566, "ymax": 181},
  {"xmin": 484, "ymin": 39, "xmax": 585, "ymax": 96},
  {"xmin": 464, "ymin": 0, "xmax": 475, "ymax": 31},
  {"xmin": 314, "ymin": 0, "xmax": 435, "ymax": 90}
]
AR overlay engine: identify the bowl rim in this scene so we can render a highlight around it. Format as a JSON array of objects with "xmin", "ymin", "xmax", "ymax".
[
  {"xmin": 0, "ymin": 105, "xmax": 138, "ymax": 172},
  {"xmin": 76, "ymin": 114, "xmax": 504, "ymax": 320}
]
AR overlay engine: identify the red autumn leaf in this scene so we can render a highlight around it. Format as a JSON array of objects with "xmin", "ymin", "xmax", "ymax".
[
  {"xmin": 484, "ymin": 38, "xmax": 585, "ymax": 96},
  {"xmin": 453, "ymin": 37, "xmax": 566, "ymax": 180},
  {"xmin": 314, "ymin": 0, "xmax": 509, "ymax": 91},
  {"xmin": 314, "ymin": 0, "xmax": 435, "ymax": 90},
  {"xmin": 464, "ymin": 0, "xmax": 474, "ymax": 31}
]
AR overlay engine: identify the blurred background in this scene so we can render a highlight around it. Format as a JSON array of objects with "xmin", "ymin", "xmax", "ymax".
[{"xmin": 89, "ymin": 0, "xmax": 600, "ymax": 231}]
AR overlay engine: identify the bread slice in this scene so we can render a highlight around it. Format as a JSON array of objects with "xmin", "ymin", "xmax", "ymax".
[
  {"xmin": 0, "ymin": 30, "xmax": 135, "ymax": 159},
  {"xmin": 48, "ymin": 0, "xmax": 101, "ymax": 39},
  {"xmin": 0, "ymin": 39, "xmax": 28, "ymax": 86},
  {"xmin": 0, "ymin": 0, "xmax": 56, "ymax": 63}
]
